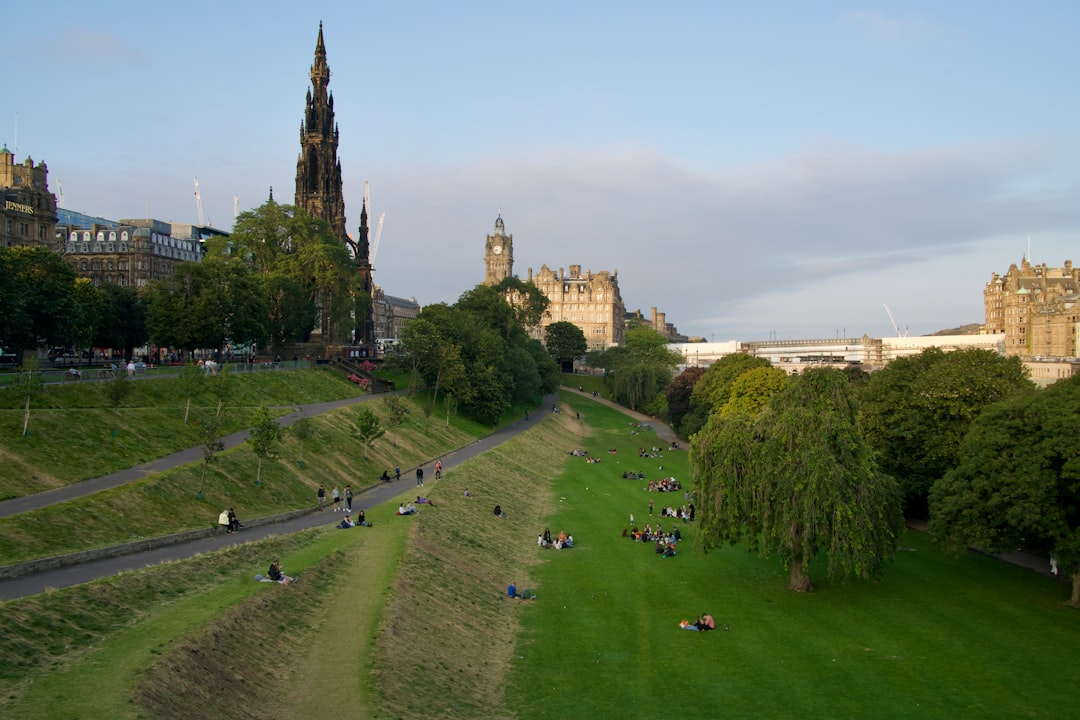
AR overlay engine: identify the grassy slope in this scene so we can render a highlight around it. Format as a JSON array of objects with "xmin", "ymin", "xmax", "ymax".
[
  {"xmin": 0, "ymin": 368, "xmax": 366, "ymax": 500},
  {"xmin": 0, "ymin": 385, "xmax": 484, "ymax": 565},
  {"xmin": 3, "ymin": 387, "xmax": 1079, "ymax": 719}
]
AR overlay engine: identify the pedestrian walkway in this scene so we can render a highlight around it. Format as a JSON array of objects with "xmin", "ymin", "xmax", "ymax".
[
  {"xmin": 560, "ymin": 386, "xmax": 680, "ymax": 445},
  {"xmin": 0, "ymin": 393, "xmax": 557, "ymax": 601},
  {"xmin": 0, "ymin": 394, "xmax": 381, "ymax": 519}
]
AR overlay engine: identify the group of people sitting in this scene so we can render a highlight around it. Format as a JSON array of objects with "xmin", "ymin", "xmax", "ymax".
[
  {"xmin": 660, "ymin": 504, "xmax": 695, "ymax": 521},
  {"xmin": 337, "ymin": 510, "xmax": 369, "ymax": 528},
  {"xmin": 264, "ymin": 559, "xmax": 296, "ymax": 585},
  {"xmin": 537, "ymin": 528, "xmax": 574, "ymax": 550},
  {"xmin": 397, "ymin": 502, "xmax": 418, "ymax": 515},
  {"xmin": 638, "ymin": 446, "xmax": 663, "ymax": 459},
  {"xmin": 625, "ymin": 522, "xmax": 681, "ymax": 543},
  {"xmin": 622, "ymin": 470, "xmax": 646, "ymax": 480},
  {"xmin": 680, "ymin": 614, "xmax": 716, "ymax": 631},
  {"xmin": 647, "ymin": 477, "xmax": 683, "ymax": 493},
  {"xmin": 217, "ymin": 508, "xmax": 242, "ymax": 533}
]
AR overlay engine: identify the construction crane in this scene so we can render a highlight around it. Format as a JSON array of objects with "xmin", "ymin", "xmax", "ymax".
[
  {"xmin": 883, "ymin": 304, "xmax": 909, "ymax": 337},
  {"xmin": 363, "ymin": 179, "xmax": 386, "ymax": 266},
  {"xmin": 371, "ymin": 212, "xmax": 385, "ymax": 266},
  {"xmin": 234, "ymin": 193, "xmax": 239, "ymax": 221},
  {"xmin": 193, "ymin": 177, "xmax": 205, "ymax": 226}
]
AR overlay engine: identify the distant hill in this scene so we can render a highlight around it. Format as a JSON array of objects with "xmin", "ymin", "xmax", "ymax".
[{"xmin": 929, "ymin": 323, "xmax": 983, "ymax": 336}]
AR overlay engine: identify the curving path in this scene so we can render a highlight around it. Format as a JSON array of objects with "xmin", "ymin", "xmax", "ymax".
[{"xmin": 0, "ymin": 393, "xmax": 558, "ymax": 601}]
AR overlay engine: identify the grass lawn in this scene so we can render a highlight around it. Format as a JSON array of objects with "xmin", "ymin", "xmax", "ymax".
[{"xmin": 505, "ymin": 391, "xmax": 1080, "ymax": 720}]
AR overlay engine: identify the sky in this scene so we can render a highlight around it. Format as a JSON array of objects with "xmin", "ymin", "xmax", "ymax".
[{"xmin": 5, "ymin": 1, "xmax": 1080, "ymax": 341}]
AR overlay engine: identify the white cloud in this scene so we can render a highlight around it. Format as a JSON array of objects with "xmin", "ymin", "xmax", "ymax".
[{"xmin": 841, "ymin": 10, "xmax": 947, "ymax": 46}]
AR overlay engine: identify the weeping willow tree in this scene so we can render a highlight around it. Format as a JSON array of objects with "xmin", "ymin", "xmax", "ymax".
[{"xmin": 691, "ymin": 367, "xmax": 903, "ymax": 592}]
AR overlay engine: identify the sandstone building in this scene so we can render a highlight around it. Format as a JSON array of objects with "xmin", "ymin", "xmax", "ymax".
[
  {"xmin": 984, "ymin": 256, "xmax": 1080, "ymax": 358},
  {"xmin": 481, "ymin": 215, "xmax": 626, "ymax": 349},
  {"xmin": 0, "ymin": 145, "xmax": 57, "ymax": 250}
]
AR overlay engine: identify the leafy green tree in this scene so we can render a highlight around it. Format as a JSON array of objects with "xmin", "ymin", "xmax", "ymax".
[
  {"xmin": 101, "ymin": 369, "xmax": 133, "ymax": 409},
  {"xmin": 544, "ymin": 321, "xmax": 588, "ymax": 371},
  {"xmin": 930, "ymin": 375, "xmax": 1080, "ymax": 607},
  {"xmin": 0, "ymin": 246, "xmax": 78, "ymax": 354},
  {"xmin": 247, "ymin": 405, "xmax": 283, "ymax": 486},
  {"xmin": 492, "ymin": 276, "xmax": 550, "ymax": 332},
  {"xmin": 355, "ymin": 406, "xmax": 385, "ymax": 459},
  {"xmin": 71, "ymin": 278, "xmax": 104, "ymax": 354},
  {"xmin": 691, "ymin": 368, "xmax": 903, "ymax": 592},
  {"xmin": 665, "ymin": 366, "xmax": 706, "ymax": 435},
  {"xmin": 859, "ymin": 348, "xmax": 1033, "ymax": 515},
  {"xmin": 588, "ymin": 325, "xmax": 681, "ymax": 411},
  {"xmin": 720, "ymin": 366, "xmax": 789, "ymax": 417},
  {"xmin": 264, "ymin": 272, "xmax": 316, "ymax": 354},
  {"xmin": 145, "ymin": 263, "xmax": 221, "ymax": 354},
  {"xmin": 681, "ymin": 353, "xmax": 770, "ymax": 436},
  {"xmin": 95, "ymin": 284, "xmax": 148, "ymax": 363}
]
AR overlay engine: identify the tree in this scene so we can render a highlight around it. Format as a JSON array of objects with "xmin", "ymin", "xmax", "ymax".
[
  {"xmin": 207, "ymin": 364, "xmax": 235, "ymax": 421},
  {"xmin": 95, "ymin": 284, "xmax": 148, "ymax": 362},
  {"xmin": 930, "ymin": 375, "xmax": 1080, "ymax": 607},
  {"xmin": 665, "ymin": 366, "xmax": 706, "ymax": 434},
  {"xmin": 691, "ymin": 368, "xmax": 903, "ymax": 592},
  {"xmin": 355, "ymin": 406, "xmax": 385, "ymax": 459},
  {"xmin": 176, "ymin": 362, "xmax": 205, "ymax": 424},
  {"xmin": 13, "ymin": 358, "xmax": 44, "ymax": 436},
  {"xmin": 859, "ymin": 348, "xmax": 1033, "ymax": 515},
  {"xmin": 588, "ymin": 325, "xmax": 681, "ymax": 412},
  {"xmin": 682, "ymin": 353, "xmax": 770, "ymax": 436},
  {"xmin": 247, "ymin": 405, "xmax": 283, "ymax": 486},
  {"xmin": 720, "ymin": 365, "xmax": 789, "ymax": 417},
  {"xmin": 544, "ymin": 321, "xmax": 587, "ymax": 372},
  {"xmin": 492, "ymin": 276, "xmax": 549, "ymax": 332},
  {"xmin": 291, "ymin": 416, "xmax": 314, "ymax": 466},
  {"xmin": 101, "ymin": 369, "xmax": 133, "ymax": 409},
  {"xmin": 0, "ymin": 246, "xmax": 79, "ymax": 354},
  {"xmin": 263, "ymin": 272, "xmax": 316, "ymax": 354},
  {"xmin": 197, "ymin": 415, "xmax": 225, "ymax": 498}
]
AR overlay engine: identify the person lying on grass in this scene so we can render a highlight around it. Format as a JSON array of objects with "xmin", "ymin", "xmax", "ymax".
[
  {"xmin": 680, "ymin": 614, "xmax": 715, "ymax": 631},
  {"xmin": 416, "ymin": 495, "xmax": 436, "ymax": 506}
]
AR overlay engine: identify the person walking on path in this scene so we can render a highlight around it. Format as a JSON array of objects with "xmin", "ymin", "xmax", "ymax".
[
  {"xmin": 344, "ymin": 485, "xmax": 353, "ymax": 512},
  {"xmin": 332, "ymin": 486, "xmax": 341, "ymax": 512},
  {"xmin": 395, "ymin": 466, "xmax": 401, "ymax": 481},
  {"xmin": 435, "ymin": 460, "xmax": 442, "ymax": 479},
  {"xmin": 416, "ymin": 465, "xmax": 424, "ymax": 487},
  {"xmin": 317, "ymin": 485, "xmax": 326, "ymax": 511}
]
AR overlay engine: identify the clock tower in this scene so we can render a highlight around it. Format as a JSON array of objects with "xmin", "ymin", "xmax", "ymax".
[{"xmin": 483, "ymin": 214, "xmax": 513, "ymax": 285}]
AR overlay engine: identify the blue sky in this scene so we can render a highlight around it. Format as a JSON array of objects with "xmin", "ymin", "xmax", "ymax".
[{"xmin": 6, "ymin": 1, "xmax": 1080, "ymax": 340}]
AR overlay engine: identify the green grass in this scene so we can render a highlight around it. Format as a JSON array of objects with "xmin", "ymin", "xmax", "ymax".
[
  {"xmin": 0, "ymin": 391, "xmax": 483, "ymax": 565},
  {"xmin": 502, "ymin": 391, "xmax": 1080, "ymax": 720},
  {"xmin": 0, "ymin": 367, "xmax": 366, "ymax": 499},
  {"xmin": 3, "ymin": 384, "xmax": 1079, "ymax": 719}
]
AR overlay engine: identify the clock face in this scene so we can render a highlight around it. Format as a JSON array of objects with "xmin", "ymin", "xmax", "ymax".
[{"xmin": 492, "ymin": 245, "xmax": 503, "ymax": 255}]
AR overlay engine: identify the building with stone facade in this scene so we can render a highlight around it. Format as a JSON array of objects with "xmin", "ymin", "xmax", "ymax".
[
  {"xmin": 482, "ymin": 215, "xmax": 626, "ymax": 349},
  {"xmin": 56, "ymin": 210, "xmax": 214, "ymax": 287},
  {"xmin": 0, "ymin": 145, "xmax": 58, "ymax": 250},
  {"xmin": 372, "ymin": 285, "xmax": 421, "ymax": 343},
  {"xmin": 294, "ymin": 22, "xmax": 374, "ymax": 345},
  {"xmin": 984, "ymin": 256, "xmax": 1080, "ymax": 358},
  {"xmin": 626, "ymin": 306, "xmax": 686, "ymax": 342}
]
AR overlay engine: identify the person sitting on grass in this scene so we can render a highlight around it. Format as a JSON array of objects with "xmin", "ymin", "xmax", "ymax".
[
  {"xmin": 357, "ymin": 509, "xmax": 370, "ymax": 526},
  {"xmin": 267, "ymin": 559, "xmax": 296, "ymax": 585},
  {"xmin": 494, "ymin": 504, "xmax": 506, "ymax": 518},
  {"xmin": 398, "ymin": 503, "xmax": 418, "ymax": 515},
  {"xmin": 508, "ymin": 582, "xmax": 536, "ymax": 600},
  {"xmin": 339, "ymin": 515, "xmax": 355, "ymax": 528}
]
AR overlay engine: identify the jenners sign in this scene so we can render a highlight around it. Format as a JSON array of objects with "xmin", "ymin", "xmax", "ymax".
[{"xmin": 4, "ymin": 200, "xmax": 34, "ymax": 215}]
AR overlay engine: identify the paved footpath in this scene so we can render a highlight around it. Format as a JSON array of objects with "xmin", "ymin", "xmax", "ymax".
[{"xmin": 0, "ymin": 393, "xmax": 557, "ymax": 601}]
